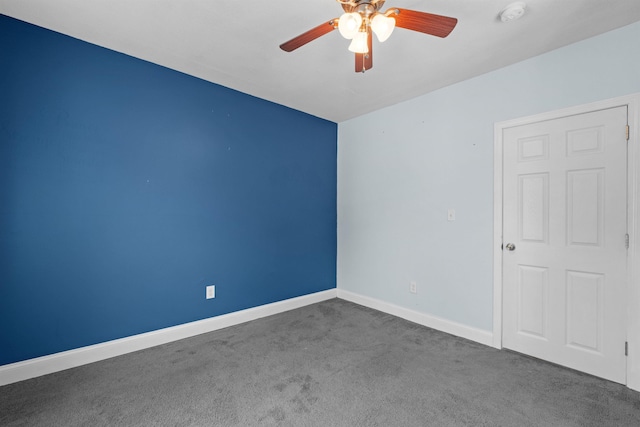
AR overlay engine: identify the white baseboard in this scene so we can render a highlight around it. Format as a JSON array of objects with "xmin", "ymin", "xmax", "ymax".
[
  {"xmin": 337, "ymin": 289, "xmax": 494, "ymax": 347},
  {"xmin": 0, "ymin": 289, "xmax": 337, "ymax": 386},
  {"xmin": 1, "ymin": 288, "xmax": 494, "ymax": 387}
]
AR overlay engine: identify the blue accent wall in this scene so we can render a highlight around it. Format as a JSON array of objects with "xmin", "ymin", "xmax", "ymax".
[{"xmin": 0, "ymin": 15, "xmax": 337, "ymax": 365}]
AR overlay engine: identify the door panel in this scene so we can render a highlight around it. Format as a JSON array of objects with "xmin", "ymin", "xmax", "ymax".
[
  {"xmin": 517, "ymin": 265, "xmax": 548, "ymax": 339},
  {"xmin": 519, "ymin": 173, "xmax": 549, "ymax": 243},
  {"xmin": 502, "ymin": 106, "xmax": 628, "ymax": 383},
  {"xmin": 567, "ymin": 168, "xmax": 604, "ymax": 246},
  {"xmin": 565, "ymin": 270, "xmax": 603, "ymax": 352}
]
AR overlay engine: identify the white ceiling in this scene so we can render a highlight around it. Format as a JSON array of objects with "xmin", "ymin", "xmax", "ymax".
[{"xmin": 2, "ymin": 0, "xmax": 640, "ymax": 123}]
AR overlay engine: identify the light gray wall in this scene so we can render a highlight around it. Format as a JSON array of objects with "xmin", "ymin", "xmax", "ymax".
[{"xmin": 337, "ymin": 21, "xmax": 640, "ymax": 332}]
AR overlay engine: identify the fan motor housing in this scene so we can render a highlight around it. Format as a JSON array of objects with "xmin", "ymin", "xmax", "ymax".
[{"xmin": 341, "ymin": 0, "xmax": 385, "ymax": 14}]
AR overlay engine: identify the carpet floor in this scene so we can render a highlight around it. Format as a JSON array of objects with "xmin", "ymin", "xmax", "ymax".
[{"xmin": 1, "ymin": 298, "xmax": 639, "ymax": 426}]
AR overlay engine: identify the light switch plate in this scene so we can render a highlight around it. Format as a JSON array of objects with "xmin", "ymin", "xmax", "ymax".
[{"xmin": 448, "ymin": 208, "xmax": 456, "ymax": 221}]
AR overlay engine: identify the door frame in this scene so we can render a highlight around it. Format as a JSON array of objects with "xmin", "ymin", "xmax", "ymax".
[{"xmin": 492, "ymin": 93, "xmax": 640, "ymax": 391}]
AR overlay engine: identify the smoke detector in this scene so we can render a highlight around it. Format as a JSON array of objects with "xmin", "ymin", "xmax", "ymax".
[{"xmin": 499, "ymin": 2, "xmax": 527, "ymax": 22}]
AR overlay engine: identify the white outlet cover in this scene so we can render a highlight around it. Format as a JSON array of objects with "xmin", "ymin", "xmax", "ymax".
[
  {"xmin": 410, "ymin": 281, "xmax": 417, "ymax": 294},
  {"xmin": 206, "ymin": 285, "xmax": 215, "ymax": 299}
]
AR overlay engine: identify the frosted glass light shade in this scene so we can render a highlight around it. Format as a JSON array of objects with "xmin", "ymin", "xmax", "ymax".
[
  {"xmin": 338, "ymin": 12, "xmax": 362, "ymax": 39},
  {"xmin": 371, "ymin": 14, "xmax": 395, "ymax": 42},
  {"xmin": 348, "ymin": 31, "xmax": 369, "ymax": 53}
]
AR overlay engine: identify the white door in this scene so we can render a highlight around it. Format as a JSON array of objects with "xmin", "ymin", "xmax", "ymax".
[{"xmin": 502, "ymin": 106, "xmax": 628, "ymax": 383}]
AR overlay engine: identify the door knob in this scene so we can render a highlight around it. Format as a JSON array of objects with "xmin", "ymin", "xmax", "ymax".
[{"xmin": 505, "ymin": 243, "xmax": 516, "ymax": 251}]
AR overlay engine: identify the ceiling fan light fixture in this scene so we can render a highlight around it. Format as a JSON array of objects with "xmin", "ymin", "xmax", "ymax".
[
  {"xmin": 279, "ymin": 2, "xmax": 458, "ymax": 73},
  {"xmin": 348, "ymin": 31, "xmax": 369, "ymax": 53},
  {"xmin": 338, "ymin": 12, "xmax": 362, "ymax": 39},
  {"xmin": 371, "ymin": 13, "xmax": 395, "ymax": 42}
]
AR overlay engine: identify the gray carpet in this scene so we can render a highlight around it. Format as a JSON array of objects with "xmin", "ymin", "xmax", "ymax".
[{"xmin": 1, "ymin": 298, "xmax": 639, "ymax": 426}]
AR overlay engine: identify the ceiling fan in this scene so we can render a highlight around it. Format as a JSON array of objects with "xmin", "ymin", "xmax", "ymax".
[{"xmin": 279, "ymin": 0, "xmax": 458, "ymax": 73}]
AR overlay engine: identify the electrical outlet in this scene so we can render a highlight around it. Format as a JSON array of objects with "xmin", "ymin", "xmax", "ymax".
[
  {"xmin": 410, "ymin": 281, "xmax": 417, "ymax": 294},
  {"xmin": 206, "ymin": 285, "xmax": 215, "ymax": 299}
]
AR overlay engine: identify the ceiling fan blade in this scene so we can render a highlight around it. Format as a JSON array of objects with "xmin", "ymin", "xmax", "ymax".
[
  {"xmin": 279, "ymin": 19, "xmax": 338, "ymax": 52},
  {"xmin": 355, "ymin": 31, "xmax": 373, "ymax": 73},
  {"xmin": 390, "ymin": 8, "xmax": 458, "ymax": 38}
]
